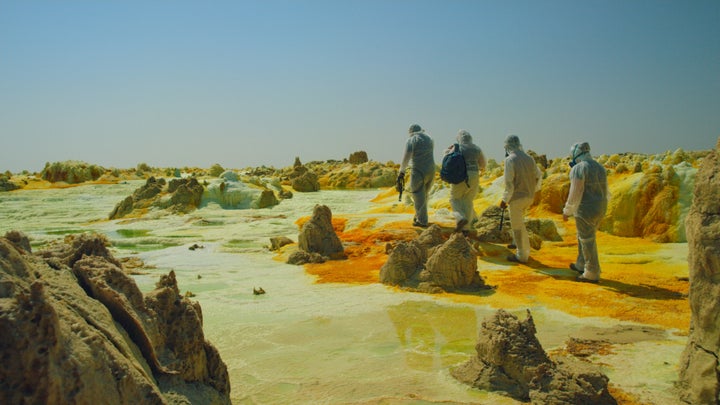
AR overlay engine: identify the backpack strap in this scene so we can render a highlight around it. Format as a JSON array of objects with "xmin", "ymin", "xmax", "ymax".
[{"xmin": 456, "ymin": 144, "xmax": 470, "ymax": 187}]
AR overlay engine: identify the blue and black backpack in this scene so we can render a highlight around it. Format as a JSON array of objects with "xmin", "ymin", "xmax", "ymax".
[{"xmin": 440, "ymin": 143, "xmax": 469, "ymax": 185}]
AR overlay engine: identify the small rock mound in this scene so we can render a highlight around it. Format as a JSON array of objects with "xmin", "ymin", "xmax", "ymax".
[
  {"xmin": 348, "ymin": 151, "xmax": 369, "ymax": 164},
  {"xmin": 452, "ymin": 309, "xmax": 616, "ymax": 404},
  {"xmin": 379, "ymin": 240, "xmax": 425, "ymax": 285},
  {"xmin": 422, "ymin": 233, "xmax": 485, "ymax": 292},
  {"xmin": 288, "ymin": 158, "xmax": 320, "ymax": 192},
  {"xmin": 380, "ymin": 225, "xmax": 485, "ymax": 293},
  {"xmin": 269, "ymin": 236, "xmax": 294, "ymax": 251},
  {"xmin": 297, "ymin": 205, "xmax": 345, "ymax": 259},
  {"xmin": 287, "ymin": 250, "xmax": 326, "ymax": 265}
]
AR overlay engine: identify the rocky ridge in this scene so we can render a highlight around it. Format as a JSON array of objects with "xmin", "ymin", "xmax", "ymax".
[{"xmin": 0, "ymin": 231, "xmax": 230, "ymax": 404}]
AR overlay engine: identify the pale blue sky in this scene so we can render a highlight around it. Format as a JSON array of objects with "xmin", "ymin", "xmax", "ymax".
[{"xmin": 1, "ymin": 0, "xmax": 718, "ymax": 173}]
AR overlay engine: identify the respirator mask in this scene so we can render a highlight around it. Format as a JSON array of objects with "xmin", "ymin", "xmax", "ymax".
[{"xmin": 569, "ymin": 150, "xmax": 586, "ymax": 168}]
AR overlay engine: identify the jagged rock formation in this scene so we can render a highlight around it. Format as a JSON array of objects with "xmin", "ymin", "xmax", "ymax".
[
  {"xmin": 348, "ymin": 151, "xmax": 369, "ymax": 164},
  {"xmin": 421, "ymin": 233, "xmax": 485, "ymax": 292},
  {"xmin": 291, "ymin": 170, "xmax": 320, "ymax": 192},
  {"xmin": 678, "ymin": 137, "xmax": 720, "ymax": 404},
  {"xmin": 0, "ymin": 231, "xmax": 230, "ymax": 404},
  {"xmin": 297, "ymin": 205, "xmax": 345, "ymax": 259},
  {"xmin": 452, "ymin": 309, "xmax": 616, "ymax": 404},
  {"xmin": 288, "ymin": 158, "xmax": 320, "ymax": 192},
  {"xmin": 379, "ymin": 239, "xmax": 426, "ymax": 285},
  {"xmin": 41, "ymin": 160, "xmax": 106, "ymax": 184},
  {"xmin": 109, "ymin": 177, "xmax": 205, "ymax": 219},
  {"xmin": 380, "ymin": 225, "xmax": 485, "ymax": 293}
]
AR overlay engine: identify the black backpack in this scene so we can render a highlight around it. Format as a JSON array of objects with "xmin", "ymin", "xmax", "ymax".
[{"xmin": 440, "ymin": 143, "xmax": 468, "ymax": 185}]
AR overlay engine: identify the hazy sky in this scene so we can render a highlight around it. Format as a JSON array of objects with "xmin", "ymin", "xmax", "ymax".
[{"xmin": 1, "ymin": 1, "xmax": 719, "ymax": 173}]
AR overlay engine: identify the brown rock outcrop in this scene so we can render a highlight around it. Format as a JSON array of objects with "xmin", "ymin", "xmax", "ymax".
[
  {"xmin": 380, "ymin": 225, "xmax": 485, "ymax": 293},
  {"xmin": 288, "ymin": 158, "xmax": 321, "ymax": 192},
  {"xmin": 256, "ymin": 189, "xmax": 279, "ymax": 208},
  {"xmin": 0, "ymin": 232, "xmax": 230, "ymax": 404},
  {"xmin": 348, "ymin": 151, "xmax": 369, "ymax": 164},
  {"xmin": 290, "ymin": 171, "xmax": 320, "ymax": 192},
  {"xmin": 167, "ymin": 178, "xmax": 204, "ymax": 212},
  {"xmin": 678, "ymin": 137, "xmax": 720, "ymax": 404},
  {"xmin": 286, "ymin": 250, "xmax": 327, "ymax": 265},
  {"xmin": 474, "ymin": 206, "xmax": 512, "ymax": 243},
  {"xmin": 269, "ymin": 236, "xmax": 294, "ymax": 251},
  {"xmin": 452, "ymin": 309, "xmax": 616, "ymax": 404},
  {"xmin": 475, "ymin": 206, "xmax": 558, "ymax": 250},
  {"xmin": 41, "ymin": 160, "xmax": 105, "ymax": 184},
  {"xmin": 109, "ymin": 177, "xmax": 205, "ymax": 219},
  {"xmin": 379, "ymin": 240, "xmax": 425, "ymax": 285},
  {"xmin": 298, "ymin": 205, "xmax": 345, "ymax": 259},
  {"xmin": 422, "ymin": 233, "xmax": 484, "ymax": 292},
  {"xmin": 379, "ymin": 224, "xmax": 446, "ymax": 286}
]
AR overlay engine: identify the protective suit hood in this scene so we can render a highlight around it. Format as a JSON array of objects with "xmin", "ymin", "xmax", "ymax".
[
  {"xmin": 504, "ymin": 134, "xmax": 523, "ymax": 154},
  {"xmin": 569, "ymin": 142, "xmax": 592, "ymax": 167},
  {"xmin": 456, "ymin": 129, "xmax": 472, "ymax": 144}
]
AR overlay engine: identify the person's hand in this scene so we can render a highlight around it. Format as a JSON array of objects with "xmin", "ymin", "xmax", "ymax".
[
  {"xmin": 562, "ymin": 214, "xmax": 569, "ymax": 222},
  {"xmin": 499, "ymin": 200, "xmax": 507, "ymax": 209}
]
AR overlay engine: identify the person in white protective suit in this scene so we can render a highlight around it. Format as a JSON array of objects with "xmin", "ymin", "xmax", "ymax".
[
  {"xmin": 562, "ymin": 142, "xmax": 609, "ymax": 283},
  {"xmin": 500, "ymin": 135, "xmax": 542, "ymax": 263},
  {"xmin": 447, "ymin": 130, "xmax": 486, "ymax": 233},
  {"xmin": 397, "ymin": 124, "xmax": 435, "ymax": 227}
]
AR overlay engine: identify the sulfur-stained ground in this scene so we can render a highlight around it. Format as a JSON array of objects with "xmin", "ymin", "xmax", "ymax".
[{"xmin": 298, "ymin": 197, "xmax": 690, "ymax": 333}]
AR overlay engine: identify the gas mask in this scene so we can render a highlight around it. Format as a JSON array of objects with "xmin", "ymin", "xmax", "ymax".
[{"xmin": 569, "ymin": 151, "xmax": 586, "ymax": 168}]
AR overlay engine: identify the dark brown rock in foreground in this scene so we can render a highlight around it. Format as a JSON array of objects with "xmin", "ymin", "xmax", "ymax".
[
  {"xmin": 452, "ymin": 309, "xmax": 616, "ymax": 404},
  {"xmin": 0, "ymin": 231, "xmax": 230, "ymax": 405}
]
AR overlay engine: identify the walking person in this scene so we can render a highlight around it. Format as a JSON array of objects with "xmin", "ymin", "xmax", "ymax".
[
  {"xmin": 397, "ymin": 124, "xmax": 435, "ymax": 227},
  {"xmin": 562, "ymin": 142, "xmax": 609, "ymax": 283},
  {"xmin": 447, "ymin": 130, "xmax": 486, "ymax": 233},
  {"xmin": 500, "ymin": 135, "xmax": 542, "ymax": 263}
]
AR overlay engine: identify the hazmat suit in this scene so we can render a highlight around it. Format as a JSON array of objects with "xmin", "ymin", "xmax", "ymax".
[
  {"xmin": 398, "ymin": 124, "xmax": 435, "ymax": 227},
  {"xmin": 563, "ymin": 142, "xmax": 608, "ymax": 282},
  {"xmin": 447, "ymin": 130, "xmax": 486, "ymax": 232},
  {"xmin": 501, "ymin": 135, "xmax": 542, "ymax": 263}
]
